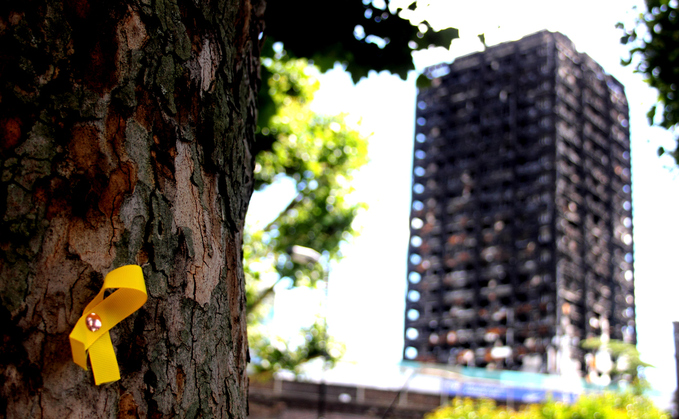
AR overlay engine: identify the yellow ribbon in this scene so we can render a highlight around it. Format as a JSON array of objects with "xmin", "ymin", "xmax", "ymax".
[{"xmin": 69, "ymin": 265, "xmax": 147, "ymax": 385}]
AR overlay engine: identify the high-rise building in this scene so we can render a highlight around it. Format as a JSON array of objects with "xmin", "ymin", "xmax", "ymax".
[{"xmin": 404, "ymin": 31, "xmax": 635, "ymax": 377}]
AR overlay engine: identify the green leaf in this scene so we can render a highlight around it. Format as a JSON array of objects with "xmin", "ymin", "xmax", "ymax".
[
  {"xmin": 416, "ymin": 73, "xmax": 432, "ymax": 89},
  {"xmin": 619, "ymin": 0, "xmax": 679, "ymax": 167},
  {"xmin": 647, "ymin": 104, "xmax": 657, "ymax": 125},
  {"xmin": 478, "ymin": 33, "xmax": 487, "ymax": 48}
]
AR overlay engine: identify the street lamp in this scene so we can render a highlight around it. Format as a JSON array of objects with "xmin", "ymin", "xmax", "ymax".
[{"xmin": 288, "ymin": 245, "xmax": 329, "ymax": 419}]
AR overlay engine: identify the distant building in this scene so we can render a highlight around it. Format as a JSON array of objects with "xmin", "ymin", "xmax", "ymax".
[{"xmin": 404, "ymin": 31, "xmax": 635, "ymax": 378}]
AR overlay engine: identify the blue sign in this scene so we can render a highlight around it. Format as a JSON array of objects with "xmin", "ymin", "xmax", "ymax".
[{"xmin": 445, "ymin": 379, "xmax": 579, "ymax": 404}]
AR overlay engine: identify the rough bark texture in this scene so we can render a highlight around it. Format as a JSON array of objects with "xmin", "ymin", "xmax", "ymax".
[{"xmin": 0, "ymin": 0, "xmax": 263, "ymax": 417}]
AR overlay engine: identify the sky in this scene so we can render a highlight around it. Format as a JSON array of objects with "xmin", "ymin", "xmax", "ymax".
[{"xmin": 248, "ymin": 0, "xmax": 679, "ymax": 404}]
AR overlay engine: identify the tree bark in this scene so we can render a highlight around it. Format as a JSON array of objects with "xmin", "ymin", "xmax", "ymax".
[{"xmin": 0, "ymin": 0, "xmax": 263, "ymax": 417}]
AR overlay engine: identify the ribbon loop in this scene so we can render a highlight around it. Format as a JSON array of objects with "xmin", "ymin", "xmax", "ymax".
[{"xmin": 69, "ymin": 265, "xmax": 147, "ymax": 385}]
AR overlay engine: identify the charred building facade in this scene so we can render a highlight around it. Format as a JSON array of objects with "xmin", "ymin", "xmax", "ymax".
[{"xmin": 404, "ymin": 31, "xmax": 635, "ymax": 377}]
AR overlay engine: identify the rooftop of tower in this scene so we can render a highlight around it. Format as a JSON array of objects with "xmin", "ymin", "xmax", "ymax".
[{"xmin": 421, "ymin": 30, "xmax": 626, "ymax": 95}]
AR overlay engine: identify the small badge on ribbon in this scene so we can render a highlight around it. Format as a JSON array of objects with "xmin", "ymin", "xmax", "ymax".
[{"xmin": 69, "ymin": 265, "xmax": 147, "ymax": 385}]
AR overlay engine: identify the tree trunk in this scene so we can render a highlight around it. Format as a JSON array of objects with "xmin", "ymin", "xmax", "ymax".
[{"xmin": 0, "ymin": 0, "xmax": 263, "ymax": 417}]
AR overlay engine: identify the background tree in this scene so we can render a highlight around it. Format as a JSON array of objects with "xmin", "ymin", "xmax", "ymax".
[
  {"xmin": 245, "ymin": 0, "xmax": 459, "ymax": 376},
  {"xmin": 255, "ymin": 0, "xmax": 459, "ymax": 155},
  {"xmin": 264, "ymin": 0, "xmax": 459, "ymax": 81},
  {"xmin": 618, "ymin": 0, "xmax": 679, "ymax": 164},
  {"xmin": 246, "ymin": 54, "xmax": 367, "ymax": 377}
]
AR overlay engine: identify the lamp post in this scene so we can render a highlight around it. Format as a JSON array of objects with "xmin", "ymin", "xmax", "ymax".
[{"xmin": 288, "ymin": 245, "xmax": 329, "ymax": 419}]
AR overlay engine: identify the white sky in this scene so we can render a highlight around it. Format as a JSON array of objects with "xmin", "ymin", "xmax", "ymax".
[{"xmin": 249, "ymin": 0, "xmax": 679, "ymax": 402}]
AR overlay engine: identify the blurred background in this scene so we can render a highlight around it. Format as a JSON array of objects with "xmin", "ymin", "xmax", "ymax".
[{"xmin": 248, "ymin": 0, "xmax": 679, "ymax": 409}]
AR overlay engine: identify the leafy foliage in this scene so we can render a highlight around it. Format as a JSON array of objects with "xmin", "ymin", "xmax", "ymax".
[
  {"xmin": 263, "ymin": 0, "xmax": 459, "ymax": 82},
  {"xmin": 249, "ymin": 320, "xmax": 344, "ymax": 380},
  {"xmin": 250, "ymin": 56, "xmax": 368, "ymax": 274},
  {"xmin": 245, "ymin": 56, "xmax": 368, "ymax": 376},
  {"xmin": 253, "ymin": 0, "xmax": 459, "ymax": 154},
  {"xmin": 618, "ymin": 0, "xmax": 679, "ymax": 164},
  {"xmin": 581, "ymin": 338, "xmax": 653, "ymax": 393},
  {"xmin": 247, "ymin": 0, "xmax": 460, "ymax": 377},
  {"xmin": 426, "ymin": 393, "xmax": 668, "ymax": 419}
]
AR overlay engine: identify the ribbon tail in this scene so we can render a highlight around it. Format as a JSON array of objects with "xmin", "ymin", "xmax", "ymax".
[
  {"xmin": 69, "ymin": 337, "xmax": 89, "ymax": 371},
  {"xmin": 88, "ymin": 332, "xmax": 121, "ymax": 385}
]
